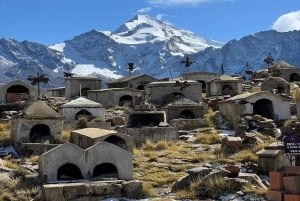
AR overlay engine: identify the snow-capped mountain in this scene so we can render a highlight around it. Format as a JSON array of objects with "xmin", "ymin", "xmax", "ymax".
[{"xmin": 1, "ymin": 14, "xmax": 300, "ymax": 88}]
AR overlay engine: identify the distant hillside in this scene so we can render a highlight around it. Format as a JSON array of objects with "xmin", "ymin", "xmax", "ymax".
[{"xmin": 0, "ymin": 15, "xmax": 300, "ymax": 88}]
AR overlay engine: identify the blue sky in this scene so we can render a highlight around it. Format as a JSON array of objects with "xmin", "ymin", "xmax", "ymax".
[{"xmin": 1, "ymin": 0, "xmax": 300, "ymax": 45}]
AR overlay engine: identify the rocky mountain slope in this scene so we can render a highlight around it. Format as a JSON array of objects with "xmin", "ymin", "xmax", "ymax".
[{"xmin": 0, "ymin": 15, "xmax": 300, "ymax": 88}]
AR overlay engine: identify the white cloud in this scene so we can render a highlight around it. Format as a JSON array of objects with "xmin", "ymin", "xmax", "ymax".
[
  {"xmin": 138, "ymin": 6, "xmax": 152, "ymax": 13},
  {"xmin": 272, "ymin": 10, "xmax": 300, "ymax": 32},
  {"xmin": 147, "ymin": 0, "xmax": 219, "ymax": 6},
  {"xmin": 155, "ymin": 14, "xmax": 173, "ymax": 25},
  {"xmin": 155, "ymin": 14, "xmax": 165, "ymax": 21}
]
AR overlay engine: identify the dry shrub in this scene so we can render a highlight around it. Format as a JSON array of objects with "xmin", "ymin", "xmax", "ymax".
[
  {"xmin": 189, "ymin": 175, "xmax": 239, "ymax": 198},
  {"xmin": 174, "ymin": 188, "xmax": 196, "ymax": 199},
  {"xmin": 204, "ymin": 108, "xmax": 215, "ymax": 127},
  {"xmin": 143, "ymin": 140, "xmax": 174, "ymax": 151},
  {"xmin": 0, "ymin": 191, "xmax": 14, "ymax": 201},
  {"xmin": 195, "ymin": 133, "xmax": 221, "ymax": 144},
  {"xmin": 234, "ymin": 150, "xmax": 258, "ymax": 163},
  {"xmin": 142, "ymin": 182, "xmax": 155, "ymax": 197},
  {"xmin": 77, "ymin": 117, "xmax": 88, "ymax": 129},
  {"xmin": 0, "ymin": 122, "xmax": 13, "ymax": 146},
  {"xmin": 143, "ymin": 139, "xmax": 155, "ymax": 150},
  {"xmin": 187, "ymin": 153, "xmax": 210, "ymax": 163},
  {"xmin": 26, "ymin": 155, "xmax": 39, "ymax": 165},
  {"xmin": 242, "ymin": 182, "xmax": 268, "ymax": 198},
  {"xmin": 61, "ymin": 128, "xmax": 72, "ymax": 142},
  {"xmin": 4, "ymin": 160, "xmax": 19, "ymax": 169},
  {"xmin": 143, "ymin": 167, "xmax": 185, "ymax": 187}
]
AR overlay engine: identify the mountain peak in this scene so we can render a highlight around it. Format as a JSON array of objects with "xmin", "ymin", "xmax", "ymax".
[{"xmin": 113, "ymin": 14, "xmax": 162, "ymax": 34}]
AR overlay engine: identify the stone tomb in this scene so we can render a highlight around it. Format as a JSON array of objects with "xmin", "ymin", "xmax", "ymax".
[
  {"xmin": 206, "ymin": 74, "xmax": 243, "ymax": 97},
  {"xmin": 59, "ymin": 96, "xmax": 105, "ymax": 122},
  {"xmin": 0, "ymin": 79, "xmax": 39, "ymax": 103},
  {"xmin": 39, "ymin": 141, "xmax": 133, "ymax": 182},
  {"xmin": 165, "ymin": 97, "xmax": 206, "ymax": 130},
  {"xmin": 11, "ymin": 101, "xmax": 63, "ymax": 149},
  {"xmin": 145, "ymin": 80, "xmax": 202, "ymax": 106},
  {"xmin": 70, "ymin": 127, "xmax": 134, "ymax": 151},
  {"xmin": 117, "ymin": 109, "xmax": 178, "ymax": 145}
]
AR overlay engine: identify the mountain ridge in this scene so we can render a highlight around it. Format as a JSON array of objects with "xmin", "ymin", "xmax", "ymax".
[{"xmin": 0, "ymin": 15, "xmax": 300, "ymax": 88}]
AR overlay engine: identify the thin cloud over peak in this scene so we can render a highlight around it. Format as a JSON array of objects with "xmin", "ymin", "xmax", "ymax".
[
  {"xmin": 138, "ymin": 7, "xmax": 152, "ymax": 14},
  {"xmin": 272, "ymin": 10, "xmax": 300, "ymax": 32}
]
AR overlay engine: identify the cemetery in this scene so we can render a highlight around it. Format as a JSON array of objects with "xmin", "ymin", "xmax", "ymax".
[{"xmin": 0, "ymin": 58, "xmax": 300, "ymax": 200}]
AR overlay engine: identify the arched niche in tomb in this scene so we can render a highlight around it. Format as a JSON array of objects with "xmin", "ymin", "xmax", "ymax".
[
  {"xmin": 290, "ymin": 73, "xmax": 300, "ymax": 82},
  {"xmin": 163, "ymin": 92, "xmax": 185, "ymax": 105},
  {"xmin": 104, "ymin": 135, "xmax": 127, "ymax": 150},
  {"xmin": 253, "ymin": 99, "xmax": 274, "ymax": 119},
  {"xmin": 6, "ymin": 84, "xmax": 30, "ymax": 102},
  {"xmin": 136, "ymin": 84, "xmax": 146, "ymax": 90},
  {"xmin": 75, "ymin": 109, "xmax": 92, "ymax": 120},
  {"xmin": 179, "ymin": 109, "xmax": 195, "ymax": 119},
  {"xmin": 57, "ymin": 163, "xmax": 83, "ymax": 181},
  {"xmin": 222, "ymin": 84, "xmax": 234, "ymax": 96},
  {"xmin": 119, "ymin": 95, "xmax": 133, "ymax": 106},
  {"xmin": 92, "ymin": 163, "xmax": 119, "ymax": 180},
  {"xmin": 30, "ymin": 124, "xmax": 52, "ymax": 143}
]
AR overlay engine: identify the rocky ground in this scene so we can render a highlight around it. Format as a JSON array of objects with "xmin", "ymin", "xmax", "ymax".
[{"xmin": 0, "ymin": 109, "xmax": 275, "ymax": 201}]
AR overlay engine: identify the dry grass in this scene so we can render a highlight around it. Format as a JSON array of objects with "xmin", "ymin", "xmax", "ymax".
[
  {"xmin": 4, "ymin": 160, "xmax": 19, "ymax": 169},
  {"xmin": 194, "ymin": 133, "xmax": 221, "ymax": 144},
  {"xmin": 204, "ymin": 108, "xmax": 215, "ymax": 127},
  {"xmin": 174, "ymin": 188, "xmax": 196, "ymax": 199},
  {"xmin": 145, "ymin": 171, "xmax": 185, "ymax": 187},
  {"xmin": 26, "ymin": 155, "xmax": 39, "ymax": 165},
  {"xmin": 0, "ymin": 122, "xmax": 13, "ymax": 146},
  {"xmin": 142, "ymin": 182, "xmax": 155, "ymax": 197},
  {"xmin": 242, "ymin": 182, "xmax": 268, "ymax": 197},
  {"xmin": 61, "ymin": 128, "xmax": 72, "ymax": 142},
  {"xmin": 0, "ymin": 178, "xmax": 39, "ymax": 201},
  {"xmin": 233, "ymin": 150, "xmax": 258, "ymax": 163}
]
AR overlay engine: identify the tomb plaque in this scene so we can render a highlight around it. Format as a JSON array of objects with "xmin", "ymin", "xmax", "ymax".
[{"xmin": 285, "ymin": 142, "xmax": 300, "ymax": 156}]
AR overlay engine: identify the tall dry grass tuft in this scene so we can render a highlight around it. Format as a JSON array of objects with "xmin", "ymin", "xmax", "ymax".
[
  {"xmin": 234, "ymin": 150, "xmax": 258, "ymax": 163},
  {"xmin": 204, "ymin": 108, "xmax": 216, "ymax": 128},
  {"xmin": 142, "ymin": 182, "xmax": 155, "ymax": 197},
  {"xmin": 61, "ymin": 128, "xmax": 72, "ymax": 142},
  {"xmin": 0, "ymin": 122, "xmax": 13, "ymax": 146},
  {"xmin": 143, "ymin": 140, "xmax": 174, "ymax": 151},
  {"xmin": 195, "ymin": 133, "xmax": 221, "ymax": 144},
  {"xmin": 243, "ymin": 182, "xmax": 268, "ymax": 198}
]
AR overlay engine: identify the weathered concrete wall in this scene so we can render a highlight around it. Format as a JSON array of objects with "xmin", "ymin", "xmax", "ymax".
[
  {"xmin": 88, "ymin": 88, "xmax": 143, "ymax": 108},
  {"xmin": 166, "ymin": 105, "xmax": 205, "ymax": 121},
  {"xmin": 11, "ymin": 118, "xmax": 63, "ymax": 145},
  {"xmin": 86, "ymin": 142, "xmax": 133, "ymax": 180},
  {"xmin": 43, "ymin": 180, "xmax": 143, "ymax": 201},
  {"xmin": 182, "ymin": 72, "xmax": 217, "ymax": 82},
  {"xmin": 63, "ymin": 122, "xmax": 112, "ymax": 130},
  {"xmin": 71, "ymin": 130, "xmax": 134, "ymax": 151},
  {"xmin": 65, "ymin": 76, "xmax": 101, "ymax": 100},
  {"xmin": 260, "ymin": 77, "xmax": 290, "ymax": 94},
  {"xmin": 117, "ymin": 126, "xmax": 179, "ymax": 146},
  {"xmin": 20, "ymin": 143, "xmax": 59, "ymax": 156},
  {"xmin": 0, "ymin": 80, "xmax": 39, "ymax": 103},
  {"xmin": 169, "ymin": 119, "xmax": 208, "ymax": 130},
  {"xmin": 278, "ymin": 68, "xmax": 300, "ymax": 82},
  {"xmin": 219, "ymin": 92, "xmax": 291, "ymax": 128},
  {"xmin": 206, "ymin": 81, "xmax": 243, "ymax": 97},
  {"xmin": 145, "ymin": 81, "xmax": 202, "ymax": 106},
  {"xmin": 59, "ymin": 107, "xmax": 105, "ymax": 122}
]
